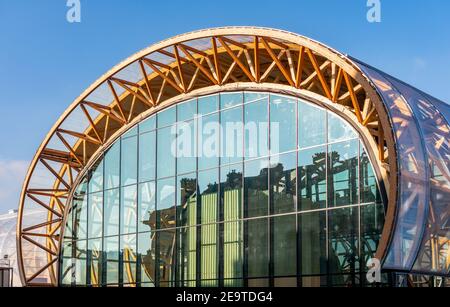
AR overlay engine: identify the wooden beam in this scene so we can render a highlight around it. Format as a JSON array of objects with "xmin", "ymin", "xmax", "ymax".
[
  {"xmin": 305, "ymin": 48, "xmax": 332, "ymax": 100},
  {"xmin": 296, "ymin": 46, "xmax": 305, "ymax": 88},
  {"xmin": 254, "ymin": 36, "xmax": 260, "ymax": 82},
  {"xmin": 217, "ymin": 37, "xmax": 256, "ymax": 82},
  {"xmin": 343, "ymin": 71, "xmax": 363, "ymax": 123},
  {"xmin": 260, "ymin": 37, "xmax": 295, "ymax": 86},
  {"xmin": 211, "ymin": 37, "xmax": 222, "ymax": 84},
  {"xmin": 177, "ymin": 44, "xmax": 219, "ymax": 85},
  {"xmin": 138, "ymin": 59, "xmax": 156, "ymax": 105}
]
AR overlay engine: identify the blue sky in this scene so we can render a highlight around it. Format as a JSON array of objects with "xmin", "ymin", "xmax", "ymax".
[{"xmin": 0, "ymin": 0, "xmax": 449, "ymax": 213}]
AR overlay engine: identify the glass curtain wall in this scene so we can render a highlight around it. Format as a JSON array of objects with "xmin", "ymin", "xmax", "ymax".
[{"xmin": 60, "ymin": 91, "xmax": 385, "ymax": 287}]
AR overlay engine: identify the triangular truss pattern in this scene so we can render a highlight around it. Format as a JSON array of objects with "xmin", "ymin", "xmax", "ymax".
[{"xmin": 17, "ymin": 28, "xmax": 395, "ymax": 287}]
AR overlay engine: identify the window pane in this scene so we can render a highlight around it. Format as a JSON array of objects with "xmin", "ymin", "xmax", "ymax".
[
  {"xmin": 158, "ymin": 230, "xmax": 176, "ymax": 283},
  {"xmin": 298, "ymin": 146, "xmax": 327, "ymax": 211},
  {"xmin": 328, "ymin": 112, "xmax": 357, "ymax": 143},
  {"xmin": 223, "ymin": 221, "xmax": 243, "ymax": 285},
  {"xmin": 88, "ymin": 192, "xmax": 103, "ymax": 239},
  {"xmin": 157, "ymin": 178, "xmax": 176, "ymax": 229},
  {"xmin": 328, "ymin": 207, "xmax": 359, "ymax": 282},
  {"xmin": 121, "ymin": 136, "xmax": 138, "ymax": 186},
  {"xmin": 201, "ymin": 224, "xmax": 218, "ymax": 286},
  {"xmin": 298, "ymin": 101, "xmax": 326, "ymax": 148},
  {"xmin": 121, "ymin": 234, "xmax": 137, "ymax": 285},
  {"xmin": 247, "ymin": 218, "xmax": 269, "ymax": 278},
  {"xmin": 221, "ymin": 106, "xmax": 243, "ymax": 165},
  {"xmin": 221, "ymin": 163, "xmax": 243, "ymax": 222},
  {"xmin": 360, "ymin": 143, "xmax": 381, "ymax": 204},
  {"xmin": 178, "ymin": 99, "xmax": 197, "ymax": 122},
  {"xmin": 138, "ymin": 182, "xmax": 156, "ymax": 233},
  {"xmin": 104, "ymin": 236, "xmax": 119, "ymax": 285},
  {"xmin": 121, "ymin": 185, "xmax": 137, "ymax": 235},
  {"xmin": 245, "ymin": 99, "xmax": 269, "ymax": 159},
  {"xmin": 270, "ymin": 152, "xmax": 297, "ymax": 214},
  {"xmin": 104, "ymin": 189, "xmax": 120, "ymax": 237},
  {"xmin": 221, "ymin": 92, "xmax": 242, "ymax": 109},
  {"xmin": 244, "ymin": 158, "xmax": 269, "ymax": 218},
  {"xmin": 270, "ymin": 95, "xmax": 297, "ymax": 154},
  {"xmin": 88, "ymin": 239, "xmax": 102, "ymax": 286},
  {"xmin": 177, "ymin": 120, "xmax": 197, "ymax": 175},
  {"xmin": 74, "ymin": 240, "xmax": 87, "ymax": 286},
  {"xmin": 139, "ymin": 131, "xmax": 156, "ymax": 183},
  {"xmin": 198, "ymin": 113, "xmax": 220, "ymax": 170},
  {"xmin": 138, "ymin": 232, "xmax": 156, "ymax": 285},
  {"xmin": 329, "ymin": 140, "xmax": 359, "ymax": 207},
  {"xmin": 245, "ymin": 92, "xmax": 268, "ymax": 103},
  {"xmin": 298, "ymin": 210, "xmax": 327, "ymax": 278},
  {"xmin": 361, "ymin": 204, "xmax": 385, "ymax": 268},
  {"xmin": 199, "ymin": 169, "xmax": 219, "ymax": 224},
  {"xmin": 198, "ymin": 95, "xmax": 219, "ymax": 116},
  {"xmin": 157, "ymin": 127, "xmax": 176, "ymax": 178},
  {"xmin": 139, "ymin": 115, "xmax": 156, "ymax": 134},
  {"xmin": 273, "ymin": 215, "xmax": 297, "ymax": 277},
  {"xmin": 123, "ymin": 126, "xmax": 138, "ymax": 139},
  {"xmin": 73, "ymin": 179, "xmax": 88, "ymax": 240},
  {"xmin": 177, "ymin": 173, "xmax": 197, "ymax": 228},
  {"xmin": 89, "ymin": 160, "xmax": 103, "ymax": 193},
  {"xmin": 104, "ymin": 142, "xmax": 120, "ymax": 190},
  {"xmin": 177, "ymin": 227, "xmax": 197, "ymax": 286},
  {"xmin": 157, "ymin": 106, "xmax": 176, "ymax": 128}
]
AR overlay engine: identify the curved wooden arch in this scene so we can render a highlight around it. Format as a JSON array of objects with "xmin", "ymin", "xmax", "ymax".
[{"xmin": 17, "ymin": 27, "xmax": 398, "ymax": 287}]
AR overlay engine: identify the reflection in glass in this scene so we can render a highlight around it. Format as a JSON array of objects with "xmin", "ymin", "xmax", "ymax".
[
  {"xmin": 298, "ymin": 101, "xmax": 326, "ymax": 148},
  {"xmin": 298, "ymin": 146, "xmax": 327, "ymax": 211},
  {"xmin": 104, "ymin": 236, "xmax": 119, "ymax": 285},
  {"xmin": 177, "ymin": 120, "xmax": 197, "ymax": 175},
  {"xmin": 88, "ymin": 239, "xmax": 102, "ymax": 287},
  {"xmin": 104, "ymin": 142, "xmax": 120, "ymax": 190},
  {"xmin": 73, "ymin": 179, "xmax": 88, "ymax": 240},
  {"xmin": 139, "ymin": 115, "xmax": 156, "ymax": 134},
  {"xmin": 74, "ymin": 240, "xmax": 87, "ymax": 286},
  {"xmin": 199, "ymin": 113, "xmax": 219, "ymax": 170},
  {"xmin": 199, "ymin": 169, "xmax": 219, "ymax": 224},
  {"xmin": 157, "ymin": 178, "xmax": 176, "ymax": 229},
  {"xmin": 138, "ymin": 182, "xmax": 156, "ymax": 233},
  {"xmin": 245, "ymin": 99, "xmax": 268, "ymax": 159},
  {"xmin": 221, "ymin": 106, "xmax": 243, "ymax": 165},
  {"xmin": 270, "ymin": 152, "xmax": 297, "ymax": 214},
  {"xmin": 247, "ymin": 218, "xmax": 269, "ymax": 278},
  {"xmin": 329, "ymin": 140, "xmax": 359, "ymax": 207},
  {"xmin": 138, "ymin": 232, "xmax": 156, "ymax": 286},
  {"xmin": 245, "ymin": 159, "xmax": 269, "ymax": 218},
  {"xmin": 328, "ymin": 112, "xmax": 357, "ymax": 143},
  {"xmin": 177, "ymin": 227, "xmax": 197, "ymax": 286},
  {"xmin": 177, "ymin": 173, "xmax": 197, "ymax": 228},
  {"xmin": 121, "ymin": 185, "xmax": 137, "ymax": 235},
  {"xmin": 89, "ymin": 160, "xmax": 103, "ymax": 193},
  {"xmin": 177, "ymin": 99, "xmax": 197, "ymax": 122},
  {"xmin": 121, "ymin": 234, "xmax": 137, "ymax": 285},
  {"xmin": 221, "ymin": 163, "xmax": 243, "ymax": 222},
  {"xmin": 104, "ymin": 189, "xmax": 120, "ymax": 237},
  {"xmin": 157, "ymin": 106, "xmax": 176, "ymax": 128},
  {"xmin": 201, "ymin": 224, "xmax": 218, "ymax": 287},
  {"xmin": 199, "ymin": 95, "xmax": 219, "ymax": 115},
  {"xmin": 360, "ymin": 144, "xmax": 381, "ymax": 204},
  {"xmin": 139, "ymin": 131, "xmax": 156, "ymax": 183},
  {"xmin": 121, "ymin": 136, "xmax": 138, "ymax": 186},
  {"xmin": 270, "ymin": 95, "xmax": 297, "ymax": 154},
  {"xmin": 361, "ymin": 204, "xmax": 385, "ymax": 269},
  {"xmin": 223, "ymin": 221, "xmax": 243, "ymax": 287},
  {"xmin": 157, "ymin": 127, "xmax": 176, "ymax": 179},
  {"xmin": 88, "ymin": 193, "xmax": 103, "ymax": 239},
  {"xmin": 273, "ymin": 215, "xmax": 296, "ymax": 276},
  {"xmin": 221, "ymin": 92, "xmax": 243, "ymax": 109},
  {"xmin": 158, "ymin": 230, "xmax": 176, "ymax": 283}
]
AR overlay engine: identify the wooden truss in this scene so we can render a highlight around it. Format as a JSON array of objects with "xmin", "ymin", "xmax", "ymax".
[{"xmin": 17, "ymin": 27, "xmax": 397, "ymax": 287}]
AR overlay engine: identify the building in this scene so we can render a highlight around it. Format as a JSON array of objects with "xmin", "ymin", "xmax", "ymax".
[{"xmin": 16, "ymin": 27, "xmax": 450, "ymax": 287}]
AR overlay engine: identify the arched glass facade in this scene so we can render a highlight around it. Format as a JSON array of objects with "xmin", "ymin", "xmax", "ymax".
[{"xmin": 60, "ymin": 91, "xmax": 385, "ymax": 287}]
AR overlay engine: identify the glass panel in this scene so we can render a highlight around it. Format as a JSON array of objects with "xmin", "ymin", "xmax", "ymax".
[
  {"xmin": 299, "ymin": 211, "xmax": 327, "ymax": 277},
  {"xmin": 89, "ymin": 160, "xmax": 103, "ymax": 193},
  {"xmin": 270, "ymin": 95, "xmax": 297, "ymax": 154},
  {"xmin": 121, "ymin": 234, "xmax": 137, "ymax": 285},
  {"xmin": 139, "ymin": 115, "xmax": 156, "ymax": 134},
  {"xmin": 138, "ymin": 232, "xmax": 156, "ymax": 285},
  {"xmin": 360, "ymin": 143, "xmax": 381, "ymax": 204},
  {"xmin": 88, "ymin": 239, "xmax": 102, "ymax": 287},
  {"xmin": 298, "ymin": 146, "xmax": 327, "ymax": 211},
  {"xmin": 177, "ymin": 99, "xmax": 197, "ymax": 122},
  {"xmin": 328, "ymin": 112, "xmax": 357, "ymax": 143},
  {"xmin": 298, "ymin": 101, "xmax": 326, "ymax": 148},
  {"xmin": 244, "ymin": 158, "xmax": 269, "ymax": 218},
  {"xmin": 177, "ymin": 120, "xmax": 197, "ymax": 175},
  {"xmin": 198, "ymin": 113, "xmax": 220, "ymax": 170},
  {"xmin": 273, "ymin": 215, "xmax": 297, "ymax": 277},
  {"xmin": 198, "ymin": 95, "xmax": 219, "ymax": 116},
  {"xmin": 158, "ymin": 229, "xmax": 176, "ymax": 283},
  {"xmin": 201, "ymin": 224, "xmax": 218, "ymax": 286},
  {"xmin": 270, "ymin": 152, "xmax": 297, "ymax": 214},
  {"xmin": 121, "ymin": 185, "xmax": 137, "ymax": 235},
  {"xmin": 138, "ymin": 181, "xmax": 156, "ymax": 233},
  {"xmin": 123, "ymin": 126, "xmax": 138, "ymax": 139},
  {"xmin": 139, "ymin": 131, "xmax": 156, "ymax": 183},
  {"xmin": 221, "ymin": 106, "xmax": 243, "ymax": 165},
  {"xmin": 328, "ymin": 207, "xmax": 359, "ymax": 283},
  {"xmin": 104, "ymin": 189, "xmax": 120, "ymax": 237},
  {"xmin": 361, "ymin": 204, "xmax": 385, "ymax": 269},
  {"xmin": 177, "ymin": 227, "xmax": 197, "ymax": 286},
  {"xmin": 156, "ymin": 178, "xmax": 176, "ymax": 229},
  {"xmin": 247, "ymin": 218, "xmax": 269, "ymax": 278},
  {"xmin": 60, "ymin": 241, "xmax": 73, "ymax": 286},
  {"xmin": 157, "ymin": 127, "xmax": 176, "ymax": 179},
  {"xmin": 221, "ymin": 163, "xmax": 243, "ymax": 222},
  {"xmin": 199, "ymin": 169, "xmax": 219, "ymax": 224},
  {"xmin": 329, "ymin": 140, "xmax": 359, "ymax": 207},
  {"xmin": 73, "ymin": 179, "xmax": 88, "ymax": 240},
  {"xmin": 74, "ymin": 240, "xmax": 87, "ymax": 286},
  {"xmin": 121, "ymin": 135, "xmax": 138, "ymax": 187},
  {"xmin": 245, "ymin": 99, "xmax": 269, "ymax": 159},
  {"xmin": 88, "ymin": 192, "xmax": 103, "ymax": 239},
  {"xmin": 223, "ymin": 221, "xmax": 243, "ymax": 286},
  {"xmin": 157, "ymin": 106, "xmax": 176, "ymax": 128},
  {"xmin": 245, "ymin": 92, "xmax": 268, "ymax": 103},
  {"xmin": 104, "ymin": 236, "xmax": 119, "ymax": 285},
  {"xmin": 104, "ymin": 142, "xmax": 120, "ymax": 190},
  {"xmin": 221, "ymin": 92, "xmax": 243, "ymax": 109},
  {"xmin": 177, "ymin": 173, "xmax": 197, "ymax": 228}
]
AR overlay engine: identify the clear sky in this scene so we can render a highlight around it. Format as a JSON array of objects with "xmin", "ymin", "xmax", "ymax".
[{"xmin": 0, "ymin": 0, "xmax": 449, "ymax": 214}]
